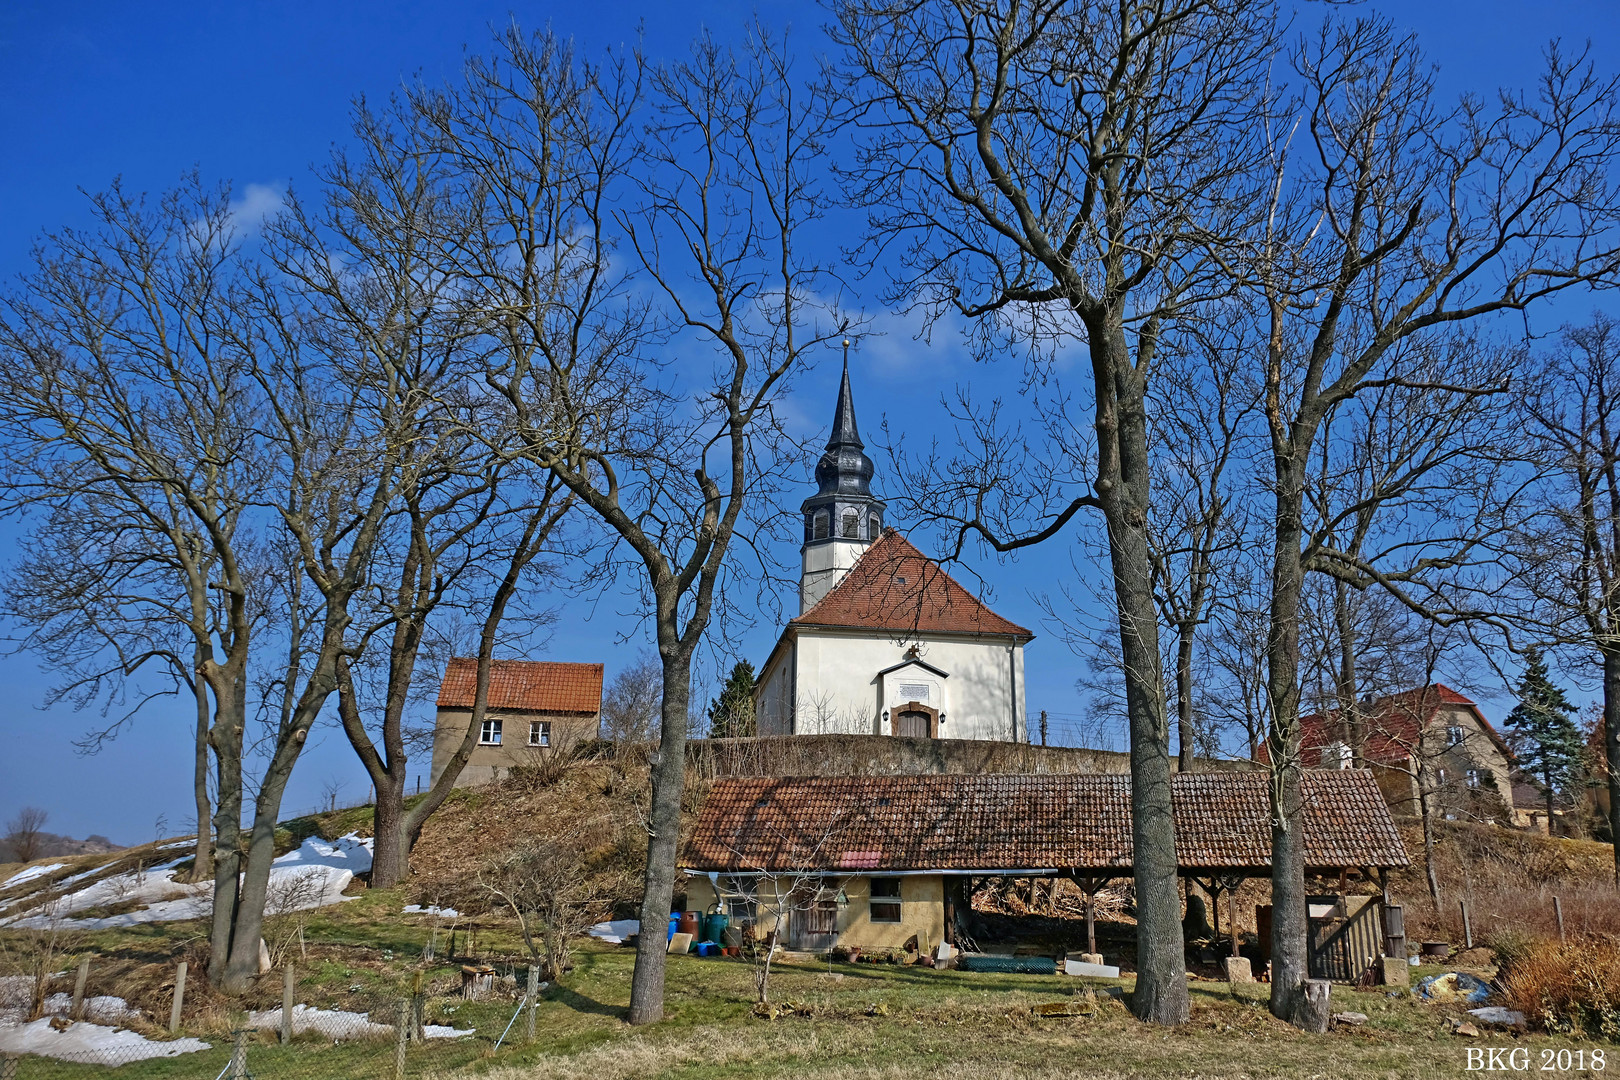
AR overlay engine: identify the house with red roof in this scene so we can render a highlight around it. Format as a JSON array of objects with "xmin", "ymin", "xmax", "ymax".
[
  {"xmin": 753, "ymin": 362, "xmax": 1033, "ymax": 742},
  {"xmin": 429, "ymin": 658, "xmax": 604, "ymax": 787},
  {"xmin": 1269, "ymin": 685, "xmax": 1515, "ymax": 824}
]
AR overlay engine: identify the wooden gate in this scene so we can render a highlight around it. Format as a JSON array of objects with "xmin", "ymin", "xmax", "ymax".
[{"xmin": 1308, "ymin": 898, "xmax": 1384, "ymax": 983}]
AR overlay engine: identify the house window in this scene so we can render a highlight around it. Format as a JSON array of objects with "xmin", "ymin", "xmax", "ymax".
[
  {"xmin": 529, "ymin": 720, "xmax": 550, "ymax": 747},
  {"xmin": 870, "ymin": 877, "xmax": 902, "ymax": 922},
  {"xmin": 813, "ymin": 511, "xmax": 829, "ymax": 540},
  {"xmin": 1435, "ymin": 767, "xmax": 1448, "ymax": 785},
  {"xmin": 842, "ymin": 510, "xmax": 860, "ymax": 538},
  {"xmin": 1466, "ymin": 769, "xmax": 1481, "ymax": 789},
  {"xmin": 480, "ymin": 718, "xmax": 502, "ymax": 745},
  {"xmin": 1446, "ymin": 725, "xmax": 1464, "ymax": 746}
]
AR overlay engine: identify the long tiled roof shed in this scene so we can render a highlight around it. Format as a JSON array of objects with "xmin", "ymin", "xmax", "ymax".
[{"xmin": 683, "ymin": 772, "xmax": 1408, "ymax": 875}]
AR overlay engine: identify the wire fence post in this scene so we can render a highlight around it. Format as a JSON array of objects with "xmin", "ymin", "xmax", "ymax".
[
  {"xmin": 526, "ymin": 964, "xmax": 539, "ymax": 1042},
  {"xmin": 281, "ymin": 964, "xmax": 294, "ymax": 1044},
  {"xmin": 1459, "ymin": 900, "xmax": 1472, "ymax": 949},
  {"xmin": 229, "ymin": 1029, "xmax": 248, "ymax": 1080},
  {"xmin": 1554, "ymin": 895, "xmax": 1566, "ymax": 942},
  {"xmin": 410, "ymin": 970, "xmax": 425, "ymax": 1043},
  {"xmin": 394, "ymin": 999, "xmax": 409, "ymax": 1080},
  {"xmin": 71, "ymin": 955, "xmax": 91, "ymax": 1020},
  {"xmin": 169, "ymin": 961, "xmax": 187, "ymax": 1033}
]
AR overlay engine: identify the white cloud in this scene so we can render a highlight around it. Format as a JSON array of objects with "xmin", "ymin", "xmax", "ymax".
[{"xmin": 227, "ymin": 181, "xmax": 286, "ymax": 235}]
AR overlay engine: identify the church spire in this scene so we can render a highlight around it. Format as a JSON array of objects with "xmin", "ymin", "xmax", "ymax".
[{"xmin": 800, "ymin": 341, "xmax": 887, "ymax": 611}]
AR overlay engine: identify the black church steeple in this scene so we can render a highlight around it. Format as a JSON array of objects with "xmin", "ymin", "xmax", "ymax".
[{"xmin": 802, "ymin": 342, "xmax": 886, "ymax": 547}]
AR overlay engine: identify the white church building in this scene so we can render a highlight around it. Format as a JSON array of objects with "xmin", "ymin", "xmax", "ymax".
[{"xmin": 753, "ymin": 360, "xmax": 1034, "ymax": 742}]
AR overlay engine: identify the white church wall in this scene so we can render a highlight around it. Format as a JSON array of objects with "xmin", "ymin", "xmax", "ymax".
[
  {"xmin": 791, "ymin": 630, "xmax": 1026, "ymax": 741},
  {"xmin": 756, "ymin": 646, "xmax": 794, "ymax": 736}
]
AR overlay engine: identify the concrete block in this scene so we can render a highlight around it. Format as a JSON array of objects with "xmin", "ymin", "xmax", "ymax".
[
  {"xmin": 1222, "ymin": 956, "xmax": 1253, "ymax": 984},
  {"xmin": 1063, "ymin": 959, "xmax": 1120, "ymax": 978},
  {"xmin": 1379, "ymin": 955, "xmax": 1409, "ymax": 987},
  {"xmin": 667, "ymin": 932, "xmax": 692, "ymax": 955}
]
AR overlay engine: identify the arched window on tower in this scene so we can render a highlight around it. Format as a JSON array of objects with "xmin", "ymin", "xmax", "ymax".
[
  {"xmin": 813, "ymin": 511, "xmax": 829, "ymax": 539},
  {"xmin": 869, "ymin": 513, "xmax": 881, "ymax": 539},
  {"xmin": 842, "ymin": 510, "xmax": 860, "ymax": 539}
]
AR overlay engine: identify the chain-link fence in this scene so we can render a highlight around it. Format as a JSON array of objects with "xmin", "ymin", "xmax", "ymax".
[{"xmin": 1, "ymin": 958, "xmax": 555, "ymax": 1078}]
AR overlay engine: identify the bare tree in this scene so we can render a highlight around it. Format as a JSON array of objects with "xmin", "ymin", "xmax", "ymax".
[
  {"xmin": 3, "ymin": 808, "xmax": 48, "ymax": 865},
  {"xmin": 423, "ymin": 27, "xmax": 843, "ymax": 1024},
  {"xmin": 832, "ymin": 0, "xmax": 1279, "ymax": 1023},
  {"xmin": 480, "ymin": 836, "xmax": 629, "ymax": 982},
  {"xmin": 601, "ymin": 650, "xmax": 663, "ymax": 743},
  {"xmin": 1517, "ymin": 314, "xmax": 1620, "ymax": 886},
  {"xmin": 1250, "ymin": 20, "xmax": 1620, "ymax": 1027}
]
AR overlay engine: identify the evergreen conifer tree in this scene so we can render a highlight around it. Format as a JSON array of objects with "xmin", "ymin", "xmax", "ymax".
[
  {"xmin": 707, "ymin": 661, "xmax": 756, "ymax": 739},
  {"xmin": 1505, "ymin": 650, "xmax": 1585, "ymax": 831}
]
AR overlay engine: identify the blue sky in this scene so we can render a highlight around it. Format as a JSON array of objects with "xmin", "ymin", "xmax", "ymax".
[{"xmin": 1, "ymin": 1, "xmax": 1616, "ymax": 842}]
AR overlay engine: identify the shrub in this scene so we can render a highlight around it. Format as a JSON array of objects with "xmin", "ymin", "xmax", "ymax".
[{"xmin": 1498, "ymin": 936, "xmax": 1620, "ymax": 1040}]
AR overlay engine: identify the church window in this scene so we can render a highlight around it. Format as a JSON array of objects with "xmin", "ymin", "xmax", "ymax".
[
  {"xmin": 869, "ymin": 513, "xmax": 881, "ymax": 538},
  {"xmin": 813, "ymin": 511, "xmax": 829, "ymax": 539},
  {"xmin": 898, "ymin": 683, "xmax": 929, "ymax": 701},
  {"xmin": 869, "ymin": 877, "xmax": 901, "ymax": 922},
  {"xmin": 842, "ymin": 510, "xmax": 860, "ymax": 538}
]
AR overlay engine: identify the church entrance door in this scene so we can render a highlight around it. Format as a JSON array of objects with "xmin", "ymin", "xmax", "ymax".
[{"xmin": 893, "ymin": 703, "xmax": 937, "ymax": 738}]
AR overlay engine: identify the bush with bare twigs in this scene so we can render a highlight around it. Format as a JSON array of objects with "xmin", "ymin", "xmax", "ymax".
[{"xmin": 1498, "ymin": 936, "xmax": 1620, "ymax": 1039}]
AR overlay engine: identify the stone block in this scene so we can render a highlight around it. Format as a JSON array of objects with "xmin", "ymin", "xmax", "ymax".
[
  {"xmin": 1379, "ymin": 955, "xmax": 1409, "ymax": 987},
  {"xmin": 1222, "ymin": 956, "xmax": 1253, "ymax": 984}
]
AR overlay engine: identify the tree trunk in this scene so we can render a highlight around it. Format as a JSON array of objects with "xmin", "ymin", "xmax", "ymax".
[
  {"xmin": 1266, "ymin": 470, "xmax": 1311, "ymax": 1025},
  {"xmin": 370, "ymin": 775, "xmax": 409, "ymax": 891},
  {"xmin": 1419, "ymin": 772, "xmax": 1442, "ymax": 907},
  {"xmin": 1176, "ymin": 625, "xmax": 1196, "ymax": 773},
  {"xmin": 1606, "ymin": 648, "xmax": 1620, "ymax": 888},
  {"xmin": 627, "ymin": 649, "xmax": 693, "ymax": 1025},
  {"xmin": 208, "ymin": 684, "xmax": 245, "ymax": 986},
  {"xmin": 1094, "ymin": 324, "xmax": 1188, "ymax": 1025},
  {"xmin": 188, "ymin": 670, "xmax": 214, "ymax": 884}
]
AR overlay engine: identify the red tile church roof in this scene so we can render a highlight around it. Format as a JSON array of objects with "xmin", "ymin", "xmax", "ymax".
[
  {"xmin": 436, "ymin": 658, "xmax": 603, "ymax": 714},
  {"xmin": 790, "ymin": 530, "xmax": 1032, "ymax": 640}
]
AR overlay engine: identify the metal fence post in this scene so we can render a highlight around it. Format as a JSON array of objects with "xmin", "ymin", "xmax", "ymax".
[
  {"xmin": 281, "ymin": 965, "xmax": 294, "ymax": 1044},
  {"xmin": 410, "ymin": 970, "xmax": 425, "ymax": 1043},
  {"xmin": 229, "ymin": 1029, "xmax": 248, "ymax": 1080},
  {"xmin": 394, "ymin": 999, "xmax": 409, "ymax": 1080},
  {"xmin": 169, "ymin": 961, "xmax": 187, "ymax": 1033}
]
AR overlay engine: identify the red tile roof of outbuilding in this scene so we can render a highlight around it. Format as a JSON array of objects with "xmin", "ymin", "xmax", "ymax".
[
  {"xmin": 435, "ymin": 658, "xmax": 603, "ymax": 714},
  {"xmin": 683, "ymin": 770, "xmax": 1408, "ymax": 874},
  {"xmin": 790, "ymin": 530, "xmax": 1032, "ymax": 639}
]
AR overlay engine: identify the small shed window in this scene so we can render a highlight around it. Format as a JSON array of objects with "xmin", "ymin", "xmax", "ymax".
[
  {"xmin": 529, "ymin": 720, "xmax": 550, "ymax": 747},
  {"xmin": 870, "ymin": 877, "xmax": 901, "ymax": 923},
  {"xmin": 842, "ymin": 509, "xmax": 860, "ymax": 538},
  {"xmin": 813, "ymin": 511, "xmax": 829, "ymax": 540},
  {"xmin": 480, "ymin": 718, "xmax": 503, "ymax": 746},
  {"xmin": 1445, "ymin": 725, "xmax": 1464, "ymax": 746}
]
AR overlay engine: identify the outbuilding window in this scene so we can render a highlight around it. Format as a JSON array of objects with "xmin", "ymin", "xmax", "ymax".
[
  {"xmin": 530, "ymin": 720, "xmax": 550, "ymax": 747},
  {"xmin": 480, "ymin": 718, "xmax": 503, "ymax": 745},
  {"xmin": 869, "ymin": 877, "xmax": 901, "ymax": 922}
]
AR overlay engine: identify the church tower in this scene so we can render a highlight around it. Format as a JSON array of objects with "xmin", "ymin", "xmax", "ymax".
[{"xmin": 800, "ymin": 345, "xmax": 886, "ymax": 613}]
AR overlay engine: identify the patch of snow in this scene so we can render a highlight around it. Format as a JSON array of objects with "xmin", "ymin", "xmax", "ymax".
[
  {"xmin": 247, "ymin": 1004, "xmax": 472, "ymax": 1041},
  {"xmin": 40, "ymin": 994, "xmax": 143, "ymax": 1025},
  {"xmin": 402, "ymin": 904, "xmax": 459, "ymax": 918},
  {"xmin": 0, "ymin": 834, "xmax": 372, "ymax": 930},
  {"xmin": 588, "ymin": 919, "xmax": 640, "ymax": 944},
  {"xmin": 2, "ymin": 864, "xmax": 64, "ymax": 888},
  {"xmin": 0, "ymin": 1018, "xmax": 209, "ymax": 1064}
]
